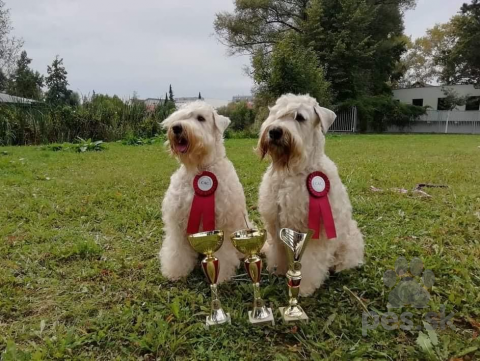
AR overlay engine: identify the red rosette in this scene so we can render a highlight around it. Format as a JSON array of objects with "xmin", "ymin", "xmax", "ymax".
[
  {"xmin": 306, "ymin": 171, "xmax": 337, "ymax": 240},
  {"xmin": 193, "ymin": 171, "xmax": 218, "ymax": 197},
  {"xmin": 307, "ymin": 171, "xmax": 330, "ymax": 198},
  {"xmin": 187, "ymin": 171, "xmax": 218, "ymax": 234}
]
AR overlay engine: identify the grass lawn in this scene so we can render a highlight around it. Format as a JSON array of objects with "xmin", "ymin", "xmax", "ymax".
[{"xmin": 1, "ymin": 134, "xmax": 480, "ymax": 360}]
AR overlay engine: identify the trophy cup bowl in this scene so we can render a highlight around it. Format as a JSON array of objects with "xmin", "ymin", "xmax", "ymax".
[
  {"xmin": 278, "ymin": 228, "xmax": 314, "ymax": 323},
  {"xmin": 187, "ymin": 230, "xmax": 231, "ymax": 327},
  {"xmin": 230, "ymin": 228, "xmax": 275, "ymax": 326}
]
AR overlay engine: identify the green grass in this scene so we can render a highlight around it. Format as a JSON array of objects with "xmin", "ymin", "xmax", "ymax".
[{"xmin": 1, "ymin": 135, "xmax": 479, "ymax": 360}]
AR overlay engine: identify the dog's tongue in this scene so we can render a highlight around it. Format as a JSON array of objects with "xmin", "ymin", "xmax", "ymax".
[{"xmin": 176, "ymin": 143, "xmax": 188, "ymax": 153}]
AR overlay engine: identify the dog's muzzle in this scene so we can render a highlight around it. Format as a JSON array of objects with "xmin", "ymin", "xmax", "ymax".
[{"xmin": 170, "ymin": 124, "xmax": 188, "ymax": 154}]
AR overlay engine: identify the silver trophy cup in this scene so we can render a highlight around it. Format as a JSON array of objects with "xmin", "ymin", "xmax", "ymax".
[{"xmin": 278, "ymin": 228, "xmax": 314, "ymax": 323}]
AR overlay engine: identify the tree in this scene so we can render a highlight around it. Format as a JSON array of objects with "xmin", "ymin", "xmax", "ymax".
[
  {"xmin": 168, "ymin": 84, "xmax": 174, "ymax": 102},
  {"xmin": 214, "ymin": 0, "xmax": 416, "ymax": 102},
  {"xmin": 7, "ymin": 50, "xmax": 44, "ymax": 100},
  {"xmin": 45, "ymin": 56, "xmax": 76, "ymax": 106},
  {"xmin": 198, "ymin": 92, "xmax": 202, "ymax": 99},
  {"xmin": 438, "ymin": 0, "xmax": 480, "ymax": 86},
  {"xmin": 0, "ymin": 0, "xmax": 23, "ymax": 77},
  {"xmin": 440, "ymin": 87, "xmax": 468, "ymax": 133},
  {"xmin": 164, "ymin": 92, "xmax": 168, "ymax": 106},
  {"xmin": 0, "ymin": 68, "xmax": 8, "ymax": 91},
  {"xmin": 217, "ymin": 101, "xmax": 256, "ymax": 131},
  {"xmin": 252, "ymin": 34, "xmax": 331, "ymax": 106},
  {"xmin": 396, "ymin": 22, "xmax": 457, "ymax": 88}
]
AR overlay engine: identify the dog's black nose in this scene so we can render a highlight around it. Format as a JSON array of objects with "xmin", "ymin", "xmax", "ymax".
[
  {"xmin": 269, "ymin": 127, "xmax": 283, "ymax": 140},
  {"xmin": 172, "ymin": 125, "xmax": 183, "ymax": 135}
]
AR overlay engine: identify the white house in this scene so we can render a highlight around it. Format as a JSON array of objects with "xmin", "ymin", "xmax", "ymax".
[
  {"xmin": 393, "ymin": 84, "xmax": 480, "ymax": 111},
  {"xmin": 0, "ymin": 93, "xmax": 38, "ymax": 104},
  {"xmin": 143, "ymin": 96, "xmax": 229, "ymax": 110}
]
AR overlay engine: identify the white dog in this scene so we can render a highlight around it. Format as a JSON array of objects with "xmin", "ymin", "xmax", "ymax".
[
  {"xmin": 159, "ymin": 101, "xmax": 248, "ymax": 283},
  {"xmin": 257, "ymin": 94, "xmax": 364, "ymax": 296}
]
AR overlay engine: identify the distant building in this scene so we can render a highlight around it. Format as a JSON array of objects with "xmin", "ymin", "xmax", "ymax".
[
  {"xmin": 393, "ymin": 84, "xmax": 480, "ymax": 111},
  {"xmin": 232, "ymin": 95, "xmax": 254, "ymax": 103},
  {"xmin": 0, "ymin": 93, "xmax": 38, "ymax": 105},
  {"xmin": 143, "ymin": 96, "xmax": 229, "ymax": 110}
]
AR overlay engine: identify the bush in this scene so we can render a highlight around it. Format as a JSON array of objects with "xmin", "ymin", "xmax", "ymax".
[
  {"xmin": 0, "ymin": 94, "xmax": 174, "ymax": 146},
  {"xmin": 217, "ymin": 101, "xmax": 257, "ymax": 131},
  {"xmin": 224, "ymin": 129, "xmax": 258, "ymax": 139}
]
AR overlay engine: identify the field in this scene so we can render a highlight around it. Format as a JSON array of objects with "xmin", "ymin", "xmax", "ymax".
[{"xmin": 1, "ymin": 135, "xmax": 480, "ymax": 360}]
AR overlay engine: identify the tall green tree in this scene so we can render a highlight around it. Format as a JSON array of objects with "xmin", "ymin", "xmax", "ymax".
[
  {"xmin": 7, "ymin": 50, "xmax": 44, "ymax": 100},
  {"xmin": 396, "ymin": 22, "xmax": 457, "ymax": 88},
  {"xmin": 45, "ymin": 56, "xmax": 77, "ymax": 106},
  {"xmin": 215, "ymin": 0, "xmax": 416, "ymax": 102},
  {"xmin": 168, "ymin": 84, "xmax": 174, "ymax": 102},
  {"xmin": 438, "ymin": 0, "xmax": 480, "ymax": 86},
  {"xmin": 252, "ymin": 34, "xmax": 331, "ymax": 105}
]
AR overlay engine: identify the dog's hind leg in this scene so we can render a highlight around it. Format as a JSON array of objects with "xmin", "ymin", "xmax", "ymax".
[
  {"xmin": 332, "ymin": 221, "xmax": 364, "ymax": 272},
  {"xmin": 159, "ymin": 226, "xmax": 198, "ymax": 281},
  {"xmin": 262, "ymin": 233, "xmax": 288, "ymax": 275},
  {"xmin": 298, "ymin": 243, "xmax": 331, "ymax": 297}
]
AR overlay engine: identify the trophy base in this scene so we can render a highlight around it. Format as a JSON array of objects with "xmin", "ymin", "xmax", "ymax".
[
  {"xmin": 205, "ymin": 313, "xmax": 231, "ymax": 329},
  {"xmin": 278, "ymin": 307, "xmax": 309, "ymax": 323},
  {"xmin": 248, "ymin": 308, "xmax": 275, "ymax": 326}
]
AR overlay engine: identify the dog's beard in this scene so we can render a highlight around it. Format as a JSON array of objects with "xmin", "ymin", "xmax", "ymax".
[
  {"xmin": 167, "ymin": 125, "xmax": 209, "ymax": 168},
  {"xmin": 257, "ymin": 127, "xmax": 302, "ymax": 170}
]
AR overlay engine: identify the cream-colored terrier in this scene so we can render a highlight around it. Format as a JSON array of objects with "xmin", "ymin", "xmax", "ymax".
[
  {"xmin": 257, "ymin": 94, "xmax": 364, "ymax": 296},
  {"xmin": 159, "ymin": 101, "xmax": 248, "ymax": 283}
]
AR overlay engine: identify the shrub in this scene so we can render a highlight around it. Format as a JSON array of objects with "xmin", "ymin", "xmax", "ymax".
[{"xmin": 0, "ymin": 94, "xmax": 173, "ymax": 146}]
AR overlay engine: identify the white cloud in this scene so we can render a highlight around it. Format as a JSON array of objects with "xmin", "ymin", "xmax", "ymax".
[{"xmin": 8, "ymin": 0, "xmax": 252, "ymax": 100}]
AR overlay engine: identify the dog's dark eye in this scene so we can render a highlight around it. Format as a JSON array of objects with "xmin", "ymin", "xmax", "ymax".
[
  {"xmin": 197, "ymin": 115, "xmax": 206, "ymax": 122},
  {"xmin": 295, "ymin": 113, "xmax": 306, "ymax": 122}
]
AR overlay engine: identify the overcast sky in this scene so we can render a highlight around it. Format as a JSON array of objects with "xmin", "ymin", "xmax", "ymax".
[{"xmin": 8, "ymin": 0, "xmax": 467, "ymax": 100}]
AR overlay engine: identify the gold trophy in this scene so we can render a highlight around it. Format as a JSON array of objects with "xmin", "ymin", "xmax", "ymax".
[
  {"xmin": 187, "ymin": 230, "xmax": 231, "ymax": 327},
  {"xmin": 278, "ymin": 228, "xmax": 314, "ymax": 323},
  {"xmin": 230, "ymin": 229, "xmax": 275, "ymax": 326}
]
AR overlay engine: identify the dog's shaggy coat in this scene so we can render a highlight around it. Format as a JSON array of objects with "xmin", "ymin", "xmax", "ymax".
[
  {"xmin": 159, "ymin": 101, "xmax": 248, "ymax": 283},
  {"xmin": 258, "ymin": 94, "xmax": 364, "ymax": 296}
]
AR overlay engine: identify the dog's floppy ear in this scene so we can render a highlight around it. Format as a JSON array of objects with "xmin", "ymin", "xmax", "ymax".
[
  {"xmin": 314, "ymin": 106, "xmax": 336, "ymax": 134},
  {"xmin": 213, "ymin": 113, "xmax": 231, "ymax": 133}
]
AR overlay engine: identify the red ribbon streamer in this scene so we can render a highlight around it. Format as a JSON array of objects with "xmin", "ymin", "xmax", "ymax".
[
  {"xmin": 187, "ymin": 171, "xmax": 218, "ymax": 234},
  {"xmin": 307, "ymin": 172, "xmax": 337, "ymax": 240}
]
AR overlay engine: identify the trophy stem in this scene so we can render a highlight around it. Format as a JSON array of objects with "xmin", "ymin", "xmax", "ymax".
[
  {"xmin": 245, "ymin": 256, "xmax": 275, "ymax": 325},
  {"xmin": 279, "ymin": 267, "xmax": 308, "ymax": 323},
  {"xmin": 203, "ymin": 255, "xmax": 230, "ymax": 328}
]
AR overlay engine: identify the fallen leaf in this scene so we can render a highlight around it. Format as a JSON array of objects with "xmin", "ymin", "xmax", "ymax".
[{"xmin": 370, "ymin": 185, "xmax": 383, "ymax": 192}]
